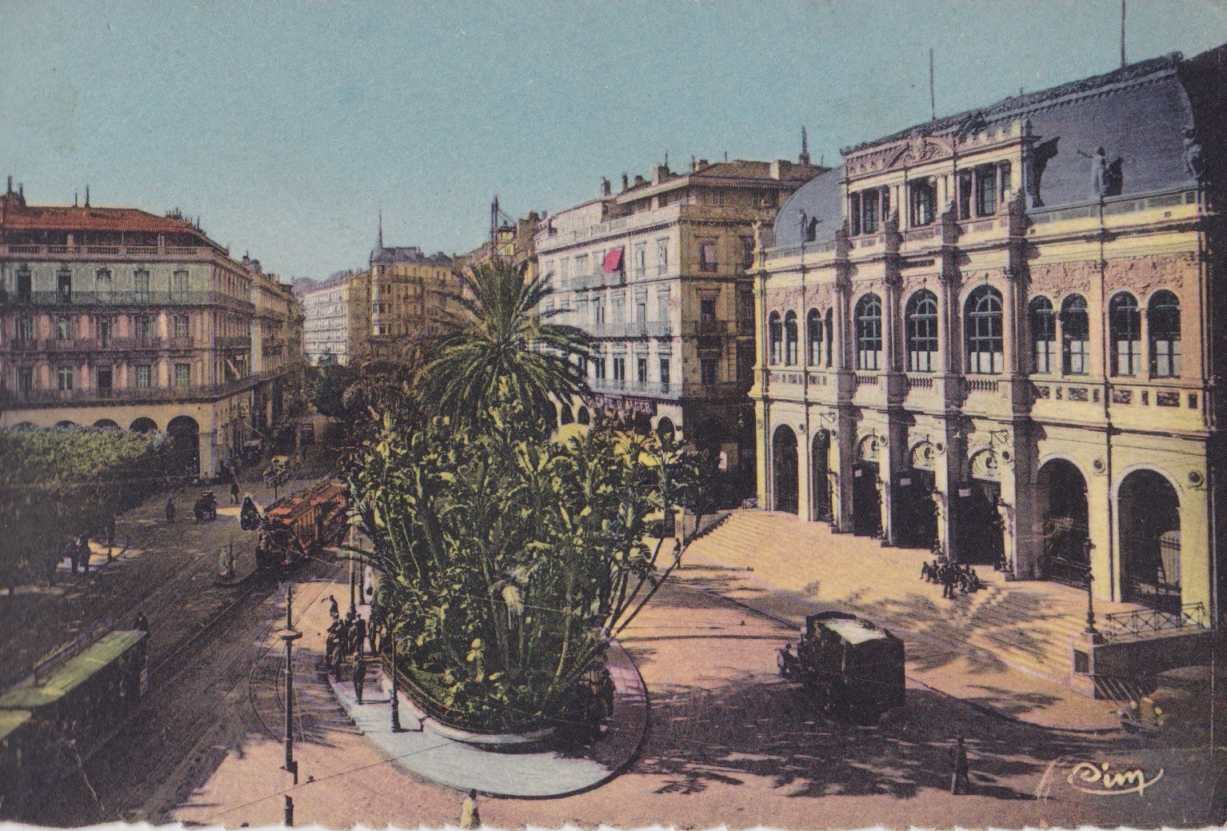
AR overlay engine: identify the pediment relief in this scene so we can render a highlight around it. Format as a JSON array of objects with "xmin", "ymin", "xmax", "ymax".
[{"xmin": 847, "ymin": 134, "xmax": 955, "ymax": 177}]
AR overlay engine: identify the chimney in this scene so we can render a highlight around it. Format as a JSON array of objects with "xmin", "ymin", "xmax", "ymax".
[
  {"xmin": 600, "ymin": 177, "xmax": 611, "ymax": 197},
  {"xmin": 18, "ymin": 183, "xmax": 23, "ymax": 199},
  {"xmin": 799, "ymin": 125, "xmax": 811, "ymax": 166},
  {"xmin": 85, "ymin": 185, "xmax": 90, "ymax": 207},
  {"xmin": 652, "ymin": 164, "xmax": 669, "ymax": 185},
  {"xmin": 5, "ymin": 175, "xmax": 11, "ymax": 194},
  {"xmin": 633, "ymin": 174, "xmax": 646, "ymax": 187},
  {"xmin": 74, "ymin": 191, "xmax": 79, "ymax": 207},
  {"xmin": 621, "ymin": 173, "xmax": 629, "ymax": 191},
  {"xmin": 696, "ymin": 159, "xmax": 709, "ymax": 171}
]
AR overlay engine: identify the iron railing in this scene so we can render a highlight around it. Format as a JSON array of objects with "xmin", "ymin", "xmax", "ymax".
[
  {"xmin": 0, "ymin": 290, "xmax": 255, "ymax": 314},
  {"xmin": 1102, "ymin": 602, "xmax": 1209, "ymax": 640}
]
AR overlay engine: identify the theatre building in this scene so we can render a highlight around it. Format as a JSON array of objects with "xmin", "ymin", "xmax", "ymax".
[{"xmin": 752, "ymin": 46, "xmax": 1227, "ymax": 620}]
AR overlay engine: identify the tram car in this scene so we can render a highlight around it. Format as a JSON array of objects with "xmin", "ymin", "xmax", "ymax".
[
  {"xmin": 777, "ymin": 611, "xmax": 905, "ymax": 723},
  {"xmin": 0, "ymin": 630, "xmax": 148, "ymax": 819},
  {"xmin": 255, "ymin": 480, "xmax": 349, "ymax": 571}
]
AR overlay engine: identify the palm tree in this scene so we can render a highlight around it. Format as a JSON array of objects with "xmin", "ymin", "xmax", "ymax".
[{"xmin": 422, "ymin": 260, "xmax": 590, "ymax": 428}]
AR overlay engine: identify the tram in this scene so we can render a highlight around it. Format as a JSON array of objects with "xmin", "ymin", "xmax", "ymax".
[
  {"xmin": 0, "ymin": 630, "xmax": 148, "ymax": 818},
  {"xmin": 255, "ymin": 480, "xmax": 349, "ymax": 572}
]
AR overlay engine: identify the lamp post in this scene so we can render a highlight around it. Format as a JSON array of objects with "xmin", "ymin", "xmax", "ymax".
[
  {"xmin": 276, "ymin": 582, "xmax": 302, "ymax": 784},
  {"xmin": 388, "ymin": 625, "xmax": 402, "ymax": 732},
  {"xmin": 1082, "ymin": 539, "xmax": 1099, "ymax": 639}
]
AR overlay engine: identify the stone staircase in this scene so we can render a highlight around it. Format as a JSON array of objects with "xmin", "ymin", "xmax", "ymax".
[{"xmin": 682, "ymin": 510, "xmax": 1149, "ymax": 695}]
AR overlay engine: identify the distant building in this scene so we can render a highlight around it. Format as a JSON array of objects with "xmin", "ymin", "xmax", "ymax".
[
  {"xmin": 302, "ymin": 272, "xmax": 369, "ymax": 366},
  {"xmin": 0, "ymin": 181, "xmax": 302, "ymax": 476},
  {"xmin": 753, "ymin": 45, "xmax": 1227, "ymax": 621},
  {"xmin": 368, "ymin": 217, "xmax": 459, "ymax": 350},
  {"xmin": 536, "ymin": 151, "xmax": 821, "ymax": 485}
]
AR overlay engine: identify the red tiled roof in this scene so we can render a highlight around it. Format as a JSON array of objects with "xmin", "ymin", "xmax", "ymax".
[{"xmin": 0, "ymin": 201, "xmax": 208, "ymax": 238}]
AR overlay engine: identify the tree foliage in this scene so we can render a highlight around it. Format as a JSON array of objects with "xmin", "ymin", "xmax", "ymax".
[
  {"xmin": 421, "ymin": 261, "xmax": 591, "ymax": 430},
  {"xmin": 0, "ymin": 428, "xmax": 171, "ymax": 591},
  {"xmin": 344, "ymin": 402, "xmax": 715, "ymax": 731}
]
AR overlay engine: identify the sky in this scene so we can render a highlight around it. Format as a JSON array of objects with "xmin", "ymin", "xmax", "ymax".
[{"xmin": 2, "ymin": 0, "xmax": 1225, "ymax": 279}]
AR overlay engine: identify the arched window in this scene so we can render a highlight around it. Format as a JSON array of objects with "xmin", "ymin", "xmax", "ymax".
[
  {"xmin": 1148, "ymin": 291, "xmax": 1181, "ymax": 378},
  {"xmin": 965, "ymin": 286, "xmax": 1003, "ymax": 374},
  {"xmin": 784, "ymin": 311, "xmax": 798, "ymax": 366},
  {"xmin": 768, "ymin": 312, "xmax": 782, "ymax": 365},
  {"xmin": 1061, "ymin": 295, "xmax": 1090, "ymax": 375},
  {"xmin": 905, "ymin": 290, "xmax": 939, "ymax": 372},
  {"xmin": 806, "ymin": 309, "xmax": 822, "ymax": 366},
  {"xmin": 1029, "ymin": 297, "xmax": 1055, "ymax": 374},
  {"xmin": 855, "ymin": 294, "xmax": 882, "ymax": 370},
  {"xmin": 1109, "ymin": 292, "xmax": 1141, "ymax": 376},
  {"xmin": 824, "ymin": 308, "xmax": 833, "ymax": 368}
]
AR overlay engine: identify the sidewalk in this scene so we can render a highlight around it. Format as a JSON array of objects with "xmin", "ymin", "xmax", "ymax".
[
  {"xmin": 326, "ymin": 638, "xmax": 648, "ymax": 798},
  {"xmin": 680, "ymin": 510, "xmax": 1127, "ymax": 733}
]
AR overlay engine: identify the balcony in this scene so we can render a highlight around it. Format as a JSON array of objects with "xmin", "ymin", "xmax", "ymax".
[
  {"xmin": 590, "ymin": 320, "xmax": 673, "ymax": 338},
  {"xmin": 0, "ymin": 368, "xmax": 287, "ymax": 408},
  {"xmin": 0, "ymin": 290, "xmax": 255, "ymax": 314},
  {"xmin": 587, "ymin": 376, "xmax": 745, "ymax": 401},
  {"xmin": 684, "ymin": 320, "xmax": 735, "ymax": 337},
  {"xmin": 0, "ymin": 242, "xmax": 220, "ymax": 260},
  {"xmin": 217, "ymin": 336, "xmax": 252, "ymax": 350}
]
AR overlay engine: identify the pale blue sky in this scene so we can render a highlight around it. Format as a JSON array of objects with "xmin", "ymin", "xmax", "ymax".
[{"xmin": 2, "ymin": 1, "xmax": 1225, "ymax": 278}]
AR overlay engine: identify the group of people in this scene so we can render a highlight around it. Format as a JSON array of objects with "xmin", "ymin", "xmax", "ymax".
[
  {"xmin": 321, "ymin": 594, "xmax": 368, "ymax": 697},
  {"xmin": 920, "ymin": 558, "xmax": 985, "ymax": 598}
]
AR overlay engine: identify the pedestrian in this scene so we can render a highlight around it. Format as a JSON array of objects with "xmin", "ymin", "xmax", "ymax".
[
  {"xmin": 66, "ymin": 539, "xmax": 79, "ymax": 576},
  {"xmin": 459, "ymin": 789, "xmax": 480, "ymax": 829},
  {"xmin": 325, "ymin": 617, "xmax": 340, "ymax": 667},
  {"xmin": 230, "ymin": 479, "xmax": 240, "ymax": 505},
  {"xmin": 165, "ymin": 495, "xmax": 176, "ymax": 524},
  {"xmin": 134, "ymin": 612, "xmax": 149, "ymax": 633},
  {"xmin": 327, "ymin": 594, "xmax": 339, "ymax": 619},
  {"xmin": 78, "ymin": 535, "xmax": 91, "ymax": 575},
  {"xmin": 354, "ymin": 615, "xmax": 368, "ymax": 658},
  {"xmin": 597, "ymin": 667, "xmax": 615, "ymax": 718},
  {"xmin": 942, "ymin": 564, "xmax": 957, "ymax": 599},
  {"xmin": 950, "ymin": 736, "xmax": 970, "ymax": 794},
  {"xmin": 352, "ymin": 658, "xmax": 367, "ymax": 704}
]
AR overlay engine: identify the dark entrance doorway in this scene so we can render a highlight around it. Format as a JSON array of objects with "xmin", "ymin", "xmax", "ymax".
[
  {"xmin": 895, "ymin": 468, "xmax": 937, "ymax": 549},
  {"xmin": 1118, "ymin": 470, "xmax": 1181, "ymax": 612},
  {"xmin": 956, "ymin": 477, "xmax": 1002, "ymax": 565},
  {"xmin": 811, "ymin": 431, "xmax": 832, "ymax": 522},
  {"xmin": 1036, "ymin": 459, "xmax": 1090, "ymax": 585},
  {"xmin": 772, "ymin": 425, "xmax": 798, "ymax": 514},
  {"xmin": 166, "ymin": 415, "xmax": 201, "ymax": 478},
  {"xmin": 852, "ymin": 462, "xmax": 881, "ymax": 536}
]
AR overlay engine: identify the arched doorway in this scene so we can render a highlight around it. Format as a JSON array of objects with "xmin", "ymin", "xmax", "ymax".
[
  {"xmin": 1118, "ymin": 470, "xmax": 1181, "ymax": 612},
  {"xmin": 93, "ymin": 419, "xmax": 121, "ymax": 430},
  {"xmin": 656, "ymin": 417, "xmax": 676, "ymax": 443},
  {"xmin": 772, "ymin": 425, "xmax": 798, "ymax": 514},
  {"xmin": 130, "ymin": 417, "xmax": 158, "ymax": 433},
  {"xmin": 956, "ymin": 450, "xmax": 1003, "ymax": 564},
  {"xmin": 811, "ymin": 430, "xmax": 832, "ymax": 522},
  {"xmin": 560, "ymin": 405, "xmax": 574, "ymax": 425},
  {"xmin": 896, "ymin": 442, "xmax": 938, "ymax": 549},
  {"xmin": 576, "ymin": 406, "xmax": 590, "ymax": 425},
  {"xmin": 852, "ymin": 435, "xmax": 882, "ymax": 536},
  {"xmin": 166, "ymin": 415, "xmax": 201, "ymax": 477},
  {"xmin": 1036, "ymin": 459, "xmax": 1090, "ymax": 585},
  {"xmin": 54, "ymin": 420, "xmax": 78, "ymax": 430}
]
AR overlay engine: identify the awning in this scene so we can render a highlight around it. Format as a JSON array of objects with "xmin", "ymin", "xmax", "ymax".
[{"xmin": 602, "ymin": 248, "xmax": 624, "ymax": 273}]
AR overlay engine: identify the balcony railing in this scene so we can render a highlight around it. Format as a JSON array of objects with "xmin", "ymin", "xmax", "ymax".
[
  {"xmin": 587, "ymin": 377, "xmax": 744, "ymax": 400},
  {"xmin": 1, "ymin": 336, "xmax": 204, "ymax": 353},
  {"xmin": 0, "ymin": 369, "xmax": 286, "ymax": 407},
  {"xmin": 590, "ymin": 320, "xmax": 673, "ymax": 338},
  {"xmin": 0, "ymin": 242, "xmax": 220, "ymax": 259},
  {"xmin": 0, "ymin": 290, "xmax": 255, "ymax": 314},
  {"xmin": 217, "ymin": 336, "xmax": 252, "ymax": 350}
]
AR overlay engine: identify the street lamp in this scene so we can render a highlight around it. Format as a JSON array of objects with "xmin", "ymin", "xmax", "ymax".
[
  {"xmin": 276, "ymin": 582, "xmax": 303, "ymax": 784},
  {"xmin": 388, "ymin": 626, "xmax": 403, "ymax": 733},
  {"xmin": 1082, "ymin": 539, "xmax": 1099, "ymax": 639}
]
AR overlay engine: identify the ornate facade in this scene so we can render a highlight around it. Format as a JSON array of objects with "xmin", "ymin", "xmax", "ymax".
[
  {"xmin": 752, "ymin": 47, "xmax": 1227, "ymax": 621},
  {"xmin": 302, "ymin": 272, "xmax": 370, "ymax": 366},
  {"xmin": 0, "ymin": 182, "xmax": 304, "ymax": 477},
  {"xmin": 368, "ymin": 220, "xmax": 459, "ymax": 351}
]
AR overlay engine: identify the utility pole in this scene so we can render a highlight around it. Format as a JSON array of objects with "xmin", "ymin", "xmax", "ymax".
[
  {"xmin": 929, "ymin": 48, "xmax": 936, "ymax": 122},
  {"xmin": 389, "ymin": 626, "xmax": 402, "ymax": 732},
  {"xmin": 277, "ymin": 582, "xmax": 302, "ymax": 784},
  {"xmin": 1120, "ymin": 0, "xmax": 1127, "ymax": 69}
]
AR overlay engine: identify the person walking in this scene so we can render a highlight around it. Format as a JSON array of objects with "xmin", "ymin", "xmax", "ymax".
[
  {"xmin": 327, "ymin": 595, "xmax": 339, "ymax": 620},
  {"xmin": 459, "ymin": 789, "xmax": 480, "ymax": 829},
  {"xmin": 134, "ymin": 611, "xmax": 149, "ymax": 632},
  {"xmin": 950, "ymin": 736, "xmax": 971, "ymax": 794},
  {"xmin": 230, "ymin": 479, "xmax": 241, "ymax": 505},
  {"xmin": 353, "ymin": 613, "xmax": 365, "ymax": 657},
  {"xmin": 352, "ymin": 657, "xmax": 367, "ymax": 704},
  {"xmin": 165, "ymin": 495, "xmax": 176, "ymax": 524},
  {"xmin": 78, "ymin": 535, "xmax": 91, "ymax": 575}
]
